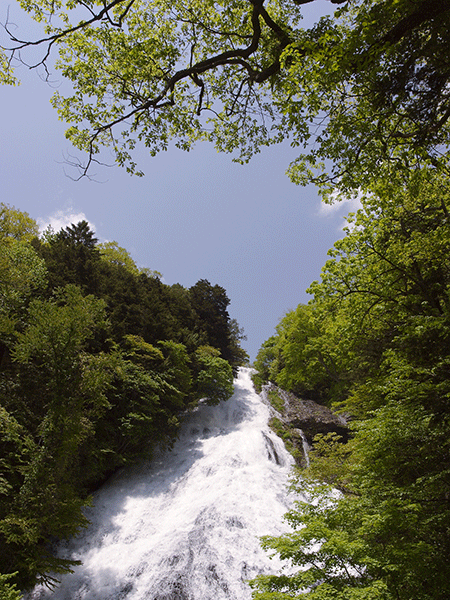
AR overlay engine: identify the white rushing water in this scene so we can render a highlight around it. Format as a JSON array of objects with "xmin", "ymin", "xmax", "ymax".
[{"xmin": 28, "ymin": 368, "xmax": 295, "ymax": 600}]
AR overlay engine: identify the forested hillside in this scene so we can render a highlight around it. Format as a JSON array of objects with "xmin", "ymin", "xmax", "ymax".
[
  {"xmin": 0, "ymin": 205, "xmax": 247, "ymax": 594},
  {"xmin": 251, "ymin": 169, "xmax": 450, "ymax": 600}
]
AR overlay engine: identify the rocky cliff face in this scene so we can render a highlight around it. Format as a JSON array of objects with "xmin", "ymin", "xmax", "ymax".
[{"xmin": 260, "ymin": 382, "xmax": 349, "ymax": 467}]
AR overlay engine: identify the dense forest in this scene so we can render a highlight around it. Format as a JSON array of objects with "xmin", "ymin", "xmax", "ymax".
[
  {"xmin": 0, "ymin": 205, "xmax": 247, "ymax": 596},
  {"xmin": 251, "ymin": 169, "xmax": 450, "ymax": 600}
]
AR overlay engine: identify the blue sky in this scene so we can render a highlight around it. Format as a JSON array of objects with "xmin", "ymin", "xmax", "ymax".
[{"xmin": 1, "ymin": 1, "xmax": 357, "ymax": 361}]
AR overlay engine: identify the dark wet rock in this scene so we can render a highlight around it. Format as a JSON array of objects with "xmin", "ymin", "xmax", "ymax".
[{"xmin": 261, "ymin": 382, "xmax": 349, "ymax": 467}]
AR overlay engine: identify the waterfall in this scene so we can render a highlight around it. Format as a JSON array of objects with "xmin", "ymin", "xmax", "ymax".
[{"xmin": 27, "ymin": 368, "xmax": 295, "ymax": 600}]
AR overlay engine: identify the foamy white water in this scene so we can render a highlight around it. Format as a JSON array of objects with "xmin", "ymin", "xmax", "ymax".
[{"xmin": 28, "ymin": 368, "xmax": 295, "ymax": 600}]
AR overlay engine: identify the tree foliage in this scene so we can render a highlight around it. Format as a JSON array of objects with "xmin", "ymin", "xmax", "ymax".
[
  {"xmin": 98, "ymin": 240, "xmax": 140, "ymax": 275},
  {"xmin": 4, "ymin": 286, "xmax": 111, "ymax": 588},
  {"xmin": 0, "ymin": 573, "xmax": 22, "ymax": 600},
  {"xmin": 194, "ymin": 346, "xmax": 234, "ymax": 405},
  {"xmin": 0, "ymin": 205, "xmax": 39, "ymax": 244},
  {"xmin": 252, "ymin": 170, "xmax": 450, "ymax": 599},
  {"xmin": 2, "ymin": 1, "xmax": 450, "ymax": 191}
]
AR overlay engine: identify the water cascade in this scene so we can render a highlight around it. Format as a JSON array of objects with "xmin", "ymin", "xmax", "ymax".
[{"xmin": 27, "ymin": 368, "xmax": 295, "ymax": 600}]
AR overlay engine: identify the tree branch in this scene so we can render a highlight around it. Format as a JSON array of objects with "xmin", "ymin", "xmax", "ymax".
[{"xmin": 4, "ymin": 0, "xmax": 137, "ymax": 73}]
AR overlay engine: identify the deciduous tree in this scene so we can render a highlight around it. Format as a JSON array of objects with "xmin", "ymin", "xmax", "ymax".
[
  {"xmin": 4, "ymin": 285, "xmax": 111, "ymax": 588},
  {"xmin": 0, "ymin": 204, "xmax": 39, "ymax": 244},
  {"xmin": 251, "ymin": 170, "xmax": 450, "ymax": 599},
  {"xmin": 98, "ymin": 241, "xmax": 140, "ymax": 275},
  {"xmin": 3, "ymin": 1, "xmax": 449, "ymax": 192},
  {"xmin": 194, "ymin": 346, "xmax": 234, "ymax": 405}
]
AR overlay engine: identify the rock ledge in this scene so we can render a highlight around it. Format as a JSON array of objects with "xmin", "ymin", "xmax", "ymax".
[{"xmin": 260, "ymin": 382, "xmax": 349, "ymax": 466}]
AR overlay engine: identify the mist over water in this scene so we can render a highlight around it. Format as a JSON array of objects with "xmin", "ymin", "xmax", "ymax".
[{"xmin": 28, "ymin": 368, "xmax": 295, "ymax": 600}]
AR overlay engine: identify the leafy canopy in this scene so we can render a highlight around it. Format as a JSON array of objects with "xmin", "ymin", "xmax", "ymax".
[
  {"xmin": 251, "ymin": 170, "xmax": 450, "ymax": 600},
  {"xmin": 3, "ymin": 1, "xmax": 450, "ymax": 192},
  {"xmin": 0, "ymin": 204, "xmax": 39, "ymax": 245}
]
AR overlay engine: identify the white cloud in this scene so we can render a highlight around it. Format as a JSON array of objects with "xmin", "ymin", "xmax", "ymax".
[
  {"xmin": 318, "ymin": 193, "xmax": 362, "ymax": 216},
  {"xmin": 317, "ymin": 190, "xmax": 363, "ymax": 230},
  {"xmin": 37, "ymin": 208, "xmax": 96, "ymax": 235}
]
